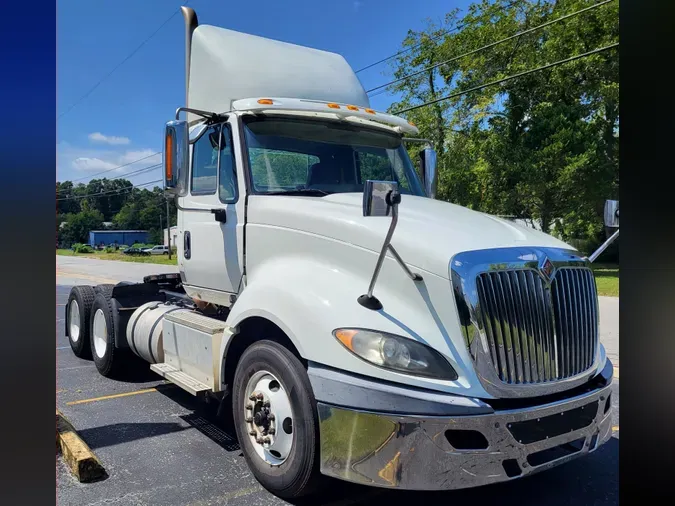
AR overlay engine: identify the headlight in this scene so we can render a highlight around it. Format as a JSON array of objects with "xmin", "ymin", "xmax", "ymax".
[{"xmin": 333, "ymin": 328, "xmax": 458, "ymax": 380}]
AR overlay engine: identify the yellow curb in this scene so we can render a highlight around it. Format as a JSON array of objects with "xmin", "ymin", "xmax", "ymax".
[
  {"xmin": 613, "ymin": 366, "xmax": 619, "ymax": 379},
  {"xmin": 66, "ymin": 386, "xmax": 164, "ymax": 406},
  {"xmin": 56, "ymin": 410, "xmax": 106, "ymax": 483}
]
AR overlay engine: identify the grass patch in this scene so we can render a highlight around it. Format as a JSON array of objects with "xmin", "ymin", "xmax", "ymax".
[
  {"xmin": 57, "ymin": 249, "xmax": 177, "ymax": 265},
  {"xmin": 591, "ymin": 263, "xmax": 619, "ymax": 297}
]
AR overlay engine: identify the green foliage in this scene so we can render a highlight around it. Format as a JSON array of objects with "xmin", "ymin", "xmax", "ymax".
[
  {"xmin": 57, "ymin": 180, "xmax": 175, "ymax": 248},
  {"xmin": 59, "ymin": 209, "xmax": 104, "ymax": 245},
  {"xmin": 72, "ymin": 243, "xmax": 94, "ymax": 254},
  {"xmin": 386, "ymin": 0, "xmax": 618, "ymax": 243}
]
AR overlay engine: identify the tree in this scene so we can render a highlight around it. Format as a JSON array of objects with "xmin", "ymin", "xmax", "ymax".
[
  {"xmin": 385, "ymin": 0, "xmax": 618, "ymax": 249},
  {"xmin": 60, "ymin": 209, "xmax": 104, "ymax": 245}
]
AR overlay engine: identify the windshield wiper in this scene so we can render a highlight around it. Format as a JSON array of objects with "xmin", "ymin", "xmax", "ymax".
[{"xmin": 264, "ymin": 189, "xmax": 332, "ymax": 197}]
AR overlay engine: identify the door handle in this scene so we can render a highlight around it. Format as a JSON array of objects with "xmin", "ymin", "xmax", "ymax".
[
  {"xmin": 184, "ymin": 231, "xmax": 191, "ymax": 259},
  {"xmin": 211, "ymin": 209, "xmax": 227, "ymax": 223}
]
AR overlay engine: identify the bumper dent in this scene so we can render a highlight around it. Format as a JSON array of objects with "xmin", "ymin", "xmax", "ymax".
[{"xmin": 317, "ymin": 381, "xmax": 613, "ymax": 490}]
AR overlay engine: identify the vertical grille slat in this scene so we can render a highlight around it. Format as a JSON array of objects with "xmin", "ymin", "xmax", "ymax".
[
  {"xmin": 476, "ymin": 276, "xmax": 500, "ymax": 370},
  {"xmin": 474, "ymin": 265, "xmax": 598, "ymax": 386},
  {"xmin": 518, "ymin": 270, "xmax": 538, "ymax": 383},
  {"xmin": 510, "ymin": 271, "xmax": 531, "ymax": 383},
  {"xmin": 579, "ymin": 270, "xmax": 589, "ymax": 370}
]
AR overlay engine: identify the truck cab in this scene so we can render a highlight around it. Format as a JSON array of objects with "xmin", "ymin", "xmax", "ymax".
[{"xmin": 65, "ymin": 6, "xmax": 616, "ymax": 500}]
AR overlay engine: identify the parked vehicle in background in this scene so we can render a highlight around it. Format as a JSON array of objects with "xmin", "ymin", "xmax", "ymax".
[
  {"xmin": 64, "ymin": 6, "xmax": 619, "ymax": 501},
  {"xmin": 143, "ymin": 245, "xmax": 170, "ymax": 255},
  {"xmin": 122, "ymin": 247, "xmax": 150, "ymax": 256}
]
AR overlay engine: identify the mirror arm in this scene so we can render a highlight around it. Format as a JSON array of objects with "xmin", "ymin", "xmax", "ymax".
[
  {"xmin": 358, "ymin": 191, "xmax": 422, "ymax": 311},
  {"xmin": 175, "ymin": 106, "xmax": 220, "ymax": 122},
  {"xmin": 585, "ymin": 228, "xmax": 620, "ymax": 263},
  {"xmin": 402, "ymin": 137, "xmax": 434, "ymax": 149},
  {"xmin": 388, "ymin": 244, "xmax": 423, "ymax": 282}
]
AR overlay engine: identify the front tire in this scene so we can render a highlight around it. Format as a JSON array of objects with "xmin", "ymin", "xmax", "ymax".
[
  {"xmin": 66, "ymin": 286, "xmax": 96, "ymax": 358},
  {"xmin": 90, "ymin": 292, "xmax": 126, "ymax": 377},
  {"xmin": 232, "ymin": 341, "xmax": 323, "ymax": 500}
]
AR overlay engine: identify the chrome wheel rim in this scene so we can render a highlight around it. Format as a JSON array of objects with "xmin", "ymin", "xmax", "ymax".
[
  {"xmin": 244, "ymin": 370, "xmax": 294, "ymax": 466},
  {"xmin": 92, "ymin": 309, "xmax": 108, "ymax": 359},
  {"xmin": 69, "ymin": 300, "xmax": 80, "ymax": 343}
]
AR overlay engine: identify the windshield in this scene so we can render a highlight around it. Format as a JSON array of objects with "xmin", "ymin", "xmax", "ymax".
[{"xmin": 243, "ymin": 116, "xmax": 425, "ymax": 196}]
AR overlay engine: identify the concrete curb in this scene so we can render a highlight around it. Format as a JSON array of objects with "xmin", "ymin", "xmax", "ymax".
[{"xmin": 56, "ymin": 410, "xmax": 106, "ymax": 482}]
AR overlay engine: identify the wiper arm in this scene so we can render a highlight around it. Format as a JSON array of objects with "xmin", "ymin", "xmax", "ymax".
[{"xmin": 264, "ymin": 189, "xmax": 331, "ymax": 196}]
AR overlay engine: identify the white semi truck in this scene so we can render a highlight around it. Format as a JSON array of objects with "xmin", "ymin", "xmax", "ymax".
[{"xmin": 64, "ymin": 6, "xmax": 619, "ymax": 500}]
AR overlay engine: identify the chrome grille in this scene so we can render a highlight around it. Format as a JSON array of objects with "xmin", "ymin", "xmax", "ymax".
[{"xmin": 475, "ymin": 267, "xmax": 598, "ymax": 384}]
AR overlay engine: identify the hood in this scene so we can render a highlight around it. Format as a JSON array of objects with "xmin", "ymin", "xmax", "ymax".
[{"xmin": 247, "ymin": 193, "xmax": 572, "ymax": 279}]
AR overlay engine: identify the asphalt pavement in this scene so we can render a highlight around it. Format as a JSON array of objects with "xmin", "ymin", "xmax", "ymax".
[{"xmin": 56, "ymin": 256, "xmax": 619, "ymax": 505}]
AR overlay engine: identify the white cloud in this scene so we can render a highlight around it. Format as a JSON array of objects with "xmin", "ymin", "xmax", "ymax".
[
  {"xmin": 72, "ymin": 157, "xmax": 118, "ymax": 171},
  {"xmin": 118, "ymin": 149, "xmax": 161, "ymax": 164},
  {"xmin": 88, "ymin": 132, "xmax": 131, "ymax": 145},
  {"xmin": 56, "ymin": 142, "xmax": 162, "ymax": 178}
]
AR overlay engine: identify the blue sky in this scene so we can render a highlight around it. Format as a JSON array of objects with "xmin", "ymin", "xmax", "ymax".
[{"xmin": 57, "ymin": 0, "xmax": 471, "ymax": 184}]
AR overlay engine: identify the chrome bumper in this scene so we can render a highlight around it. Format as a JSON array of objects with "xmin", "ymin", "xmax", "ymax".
[{"xmin": 316, "ymin": 378, "xmax": 613, "ymax": 490}]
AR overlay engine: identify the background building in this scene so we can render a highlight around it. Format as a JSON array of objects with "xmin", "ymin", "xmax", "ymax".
[
  {"xmin": 164, "ymin": 226, "xmax": 178, "ymax": 247},
  {"xmin": 88, "ymin": 230, "xmax": 149, "ymax": 247}
]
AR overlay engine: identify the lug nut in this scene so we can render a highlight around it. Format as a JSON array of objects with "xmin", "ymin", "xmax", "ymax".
[
  {"xmin": 268, "ymin": 428, "xmax": 276, "ymax": 435},
  {"xmin": 245, "ymin": 417, "xmax": 253, "ymax": 423},
  {"xmin": 249, "ymin": 394, "xmax": 257, "ymax": 401},
  {"xmin": 249, "ymin": 430, "xmax": 256, "ymax": 436},
  {"xmin": 262, "ymin": 400, "xmax": 270, "ymax": 407},
  {"xmin": 263, "ymin": 437, "xmax": 271, "ymax": 444},
  {"xmin": 256, "ymin": 393, "xmax": 264, "ymax": 400},
  {"xmin": 245, "ymin": 404, "xmax": 253, "ymax": 410},
  {"xmin": 256, "ymin": 437, "xmax": 263, "ymax": 444},
  {"xmin": 268, "ymin": 414, "xmax": 275, "ymax": 421}
]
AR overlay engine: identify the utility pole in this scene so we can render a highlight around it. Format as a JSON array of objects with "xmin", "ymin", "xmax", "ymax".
[{"xmin": 166, "ymin": 198, "xmax": 172, "ymax": 260}]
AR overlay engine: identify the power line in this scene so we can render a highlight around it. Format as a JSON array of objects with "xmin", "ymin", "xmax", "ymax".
[
  {"xmin": 355, "ymin": 28, "xmax": 452, "ymax": 74},
  {"xmin": 393, "ymin": 43, "xmax": 618, "ymax": 115},
  {"xmin": 57, "ymin": 179, "xmax": 163, "ymax": 201},
  {"xmin": 68, "ymin": 152, "xmax": 160, "ymax": 182},
  {"xmin": 56, "ymin": 164, "xmax": 160, "ymax": 196},
  {"xmin": 367, "ymin": 0, "xmax": 615, "ymax": 95},
  {"xmin": 57, "ymin": 1, "xmax": 190, "ymax": 120}
]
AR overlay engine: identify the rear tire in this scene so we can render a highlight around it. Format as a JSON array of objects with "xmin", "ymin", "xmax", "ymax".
[
  {"xmin": 94, "ymin": 284, "xmax": 115, "ymax": 298},
  {"xmin": 66, "ymin": 286, "xmax": 96, "ymax": 358},
  {"xmin": 90, "ymin": 292, "xmax": 126, "ymax": 377},
  {"xmin": 232, "ymin": 340, "xmax": 323, "ymax": 500}
]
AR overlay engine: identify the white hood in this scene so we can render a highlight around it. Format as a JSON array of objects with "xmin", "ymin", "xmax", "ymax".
[{"xmin": 247, "ymin": 193, "xmax": 572, "ymax": 278}]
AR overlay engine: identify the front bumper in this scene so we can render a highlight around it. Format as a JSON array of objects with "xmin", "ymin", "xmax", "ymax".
[{"xmin": 313, "ymin": 361, "xmax": 614, "ymax": 490}]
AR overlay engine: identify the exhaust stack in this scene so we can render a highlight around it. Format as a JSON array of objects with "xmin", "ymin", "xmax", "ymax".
[{"xmin": 180, "ymin": 6, "xmax": 199, "ymax": 108}]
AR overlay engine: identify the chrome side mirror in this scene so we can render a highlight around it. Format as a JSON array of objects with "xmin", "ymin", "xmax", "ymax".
[
  {"xmin": 163, "ymin": 120, "xmax": 189, "ymax": 197},
  {"xmin": 604, "ymin": 199, "xmax": 619, "ymax": 229},
  {"xmin": 362, "ymin": 180, "xmax": 398, "ymax": 217},
  {"xmin": 359, "ymin": 180, "xmax": 421, "ymax": 310},
  {"xmin": 419, "ymin": 147, "xmax": 438, "ymax": 199},
  {"xmin": 586, "ymin": 199, "xmax": 620, "ymax": 263}
]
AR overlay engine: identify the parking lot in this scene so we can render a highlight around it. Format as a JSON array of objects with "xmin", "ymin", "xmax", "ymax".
[{"xmin": 57, "ymin": 256, "xmax": 619, "ymax": 505}]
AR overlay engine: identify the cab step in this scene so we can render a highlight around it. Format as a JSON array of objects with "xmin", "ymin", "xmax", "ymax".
[{"xmin": 150, "ymin": 362, "xmax": 211, "ymax": 396}]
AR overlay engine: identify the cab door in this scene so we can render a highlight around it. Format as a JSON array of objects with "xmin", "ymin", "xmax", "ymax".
[{"xmin": 178, "ymin": 119, "xmax": 242, "ymax": 299}]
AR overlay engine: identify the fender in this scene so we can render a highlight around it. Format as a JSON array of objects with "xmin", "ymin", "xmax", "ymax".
[{"xmin": 224, "ymin": 251, "xmax": 490, "ymax": 398}]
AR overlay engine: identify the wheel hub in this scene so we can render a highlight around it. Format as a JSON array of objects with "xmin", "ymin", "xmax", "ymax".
[
  {"xmin": 243, "ymin": 372, "xmax": 293, "ymax": 466},
  {"xmin": 69, "ymin": 300, "xmax": 81, "ymax": 343}
]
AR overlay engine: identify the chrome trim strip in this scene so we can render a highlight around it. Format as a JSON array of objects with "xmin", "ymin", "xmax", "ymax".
[{"xmin": 450, "ymin": 247, "xmax": 599, "ymax": 398}]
